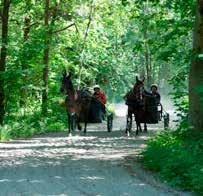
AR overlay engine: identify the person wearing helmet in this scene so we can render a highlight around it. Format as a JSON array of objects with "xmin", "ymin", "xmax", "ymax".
[
  {"xmin": 93, "ymin": 85, "xmax": 106, "ymax": 105},
  {"xmin": 150, "ymin": 84, "xmax": 161, "ymax": 105},
  {"xmin": 92, "ymin": 85, "xmax": 106, "ymax": 122}
]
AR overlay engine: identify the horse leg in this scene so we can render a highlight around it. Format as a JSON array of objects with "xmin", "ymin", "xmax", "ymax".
[
  {"xmin": 82, "ymin": 112, "xmax": 88, "ymax": 134},
  {"xmin": 144, "ymin": 123, "xmax": 147, "ymax": 132},
  {"xmin": 77, "ymin": 117, "xmax": 82, "ymax": 131},
  {"xmin": 126, "ymin": 111, "xmax": 132, "ymax": 135},
  {"xmin": 70, "ymin": 114, "xmax": 75, "ymax": 132},
  {"xmin": 78, "ymin": 124, "xmax": 82, "ymax": 131},
  {"xmin": 136, "ymin": 121, "xmax": 141, "ymax": 135},
  {"xmin": 67, "ymin": 113, "xmax": 71, "ymax": 135},
  {"xmin": 136, "ymin": 120, "xmax": 143, "ymax": 135},
  {"xmin": 136, "ymin": 122, "xmax": 139, "ymax": 135},
  {"xmin": 139, "ymin": 123, "xmax": 142, "ymax": 132},
  {"xmin": 84, "ymin": 121, "xmax": 87, "ymax": 134}
]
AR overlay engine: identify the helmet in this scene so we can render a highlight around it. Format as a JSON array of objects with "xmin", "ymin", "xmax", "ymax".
[
  {"xmin": 151, "ymin": 84, "xmax": 158, "ymax": 90},
  {"xmin": 93, "ymin": 84, "xmax": 100, "ymax": 89}
]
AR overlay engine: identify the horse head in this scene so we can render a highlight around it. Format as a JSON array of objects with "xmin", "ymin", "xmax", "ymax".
[
  {"xmin": 60, "ymin": 70, "xmax": 74, "ymax": 94},
  {"xmin": 131, "ymin": 76, "xmax": 145, "ymax": 100},
  {"xmin": 135, "ymin": 76, "xmax": 145, "ymax": 90}
]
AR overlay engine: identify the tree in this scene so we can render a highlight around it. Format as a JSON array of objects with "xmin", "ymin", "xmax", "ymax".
[
  {"xmin": 0, "ymin": 0, "xmax": 10, "ymax": 124},
  {"xmin": 42, "ymin": 0, "xmax": 50, "ymax": 114},
  {"xmin": 189, "ymin": 0, "xmax": 203, "ymax": 130},
  {"xmin": 20, "ymin": 13, "xmax": 31, "ymax": 106}
]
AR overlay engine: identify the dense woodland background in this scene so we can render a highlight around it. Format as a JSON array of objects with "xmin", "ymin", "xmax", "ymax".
[{"xmin": 0, "ymin": 0, "xmax": 203, "ymax": 194}]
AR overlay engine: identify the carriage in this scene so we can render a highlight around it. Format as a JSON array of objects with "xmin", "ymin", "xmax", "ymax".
[
  {"xmin": 64, "ymin": 94, "xmax": 114, "ymax": 133},
  {"xmin": 60, "ymin": 71, "xmax": 114, "ymax": 134},
  {"xmin": 77, "ymin": 96, "xmax": 114, "ymax": 132},
  {"xmin": 142, "ymin": 95, "xmax": 169, "ymax": 125},
  {"xmin": 126, "ymin": 94, "xmax": 170, "ymax": 134}
]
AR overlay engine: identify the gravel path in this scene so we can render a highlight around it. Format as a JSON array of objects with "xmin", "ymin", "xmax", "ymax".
[{"xmin": 0, "ymin": 104, "xmax": 191, "ymax": 196}]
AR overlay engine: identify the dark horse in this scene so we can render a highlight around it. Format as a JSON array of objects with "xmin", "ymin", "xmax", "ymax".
[
  {"xmin": 60, "ymin": 70, "xmax": 91, "ymax": 134},
  {"xmin": 124, "ymin": 76, "xmax": 147, "ymax": 135}
]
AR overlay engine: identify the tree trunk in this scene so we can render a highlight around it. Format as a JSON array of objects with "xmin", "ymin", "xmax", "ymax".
[
  {"xmin": 42, "ymin": 0, "xmax": 50, "ymax": 114},
  {"xmin": 23, "ymin": 16, "xmax": 31, "ymax": 41},
  {"xmin": 189, "ymin": 0, "xmax": 203, "ymax": 130},
  {"xmin": 143, "ymin": 1, "xmax": 151, "ymax": 88},
  {"xmin": 143, "ymin": 25, "xmax": 151, "ymax": 87},
  {"xmin": 20, "ymin": 15, "xmax": 31, "ymax": 106},
  {"xmin": 0, "ymin": 0, "xmax": 10, "ymax": 125},
  {"xmin": 77, "ymin": 1, "xmax": 94, "ymax": 90}
]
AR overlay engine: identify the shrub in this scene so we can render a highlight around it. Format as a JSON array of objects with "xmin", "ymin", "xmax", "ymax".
[
  {"xmin": 141, "ymin": 129, "xmax": 203, "ymax": 194},
  {"xmin": 0, "ymin": 100, "xmax": 67, "ymax": 141}
]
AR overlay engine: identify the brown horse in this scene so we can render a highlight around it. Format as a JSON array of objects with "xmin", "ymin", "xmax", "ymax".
[
  {"xmin": 124, "ymin": 76, "xmax": 147, "ymax": 135},
  {"xmin": 60, "ymin": 71, "xmax": 91, "ymax": 134}
]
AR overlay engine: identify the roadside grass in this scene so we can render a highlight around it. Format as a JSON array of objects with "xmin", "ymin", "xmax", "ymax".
[
  {"xmin": 141, "ymin": 126, "xmax": 203, "ymax": 195},
  {"xmin": 0, "ymin": 99, "xmax": 115, "ymax": 141},
  {"xmin": 0, "ymin": 101, "xmax": 67, "ymax": 141}
]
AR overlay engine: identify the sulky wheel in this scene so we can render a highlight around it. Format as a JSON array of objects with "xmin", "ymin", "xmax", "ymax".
[
  {"xmin": 163, "ymin": 113, "xmax": 170, "ymax": 129},
  {"xmin": 107, "ymin": 113, "xmax": 113, "ymax": 132},
  {"xmin": 126, "ymin": 115, "xmax": 132, "ymax": 135}
]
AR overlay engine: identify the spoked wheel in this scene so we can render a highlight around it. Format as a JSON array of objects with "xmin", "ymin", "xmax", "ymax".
[
  {"xmin": 163, "ymin": 112, "xmax": 170, "ymax": 129},
  {"xmin": 107, "ymin": 113, "xmax": 113, "ymax": 132},
  {"xmin": 126, "ymin": 115, "xmax": 132, "ymax": 135}
]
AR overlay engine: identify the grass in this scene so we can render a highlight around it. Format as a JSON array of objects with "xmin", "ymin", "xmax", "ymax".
[
  {"xmin": 0, "ymin": 100, "xmax": 67, "ymax": 141},
  {"xmin": 141, "ymin": 126, "xmax": 203, "ymax": 195}
]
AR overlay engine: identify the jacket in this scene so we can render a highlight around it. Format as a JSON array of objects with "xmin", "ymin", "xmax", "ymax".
[{"xmin": 94, "ymin": 91, "xmax": 106, "ymax": 105}]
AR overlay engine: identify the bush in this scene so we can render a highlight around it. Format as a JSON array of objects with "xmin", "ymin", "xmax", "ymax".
[
  {"xmin": 0, "ymin": 100, "xmax": 67, "ymax": 141},
  {"xmin": 141, "ymin": 128, "xmax": 203, "ymax": 194}
]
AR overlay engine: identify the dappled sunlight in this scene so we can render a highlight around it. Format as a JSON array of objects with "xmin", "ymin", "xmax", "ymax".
[
  {"xmin": 80, "ymin": 176, "xmax": 105, "ymax": 180},
  {"xmin": 0, "ymin": 0, "xmax": 193, "ymax": 192},
  {"xmin": 0, "ymin": 110, "xmax": 178, "ymax": 195},
  {"xmin": 0, "ymin": 130, "xmax": 148, "ymax": 167},
  {"xmin": 0, "ymin": 135, "xmax": 97, "ymax": 149},
  {"xmin": 0, "ymin": 119, "xmax": 178, "ymax": 196},
  {"xmin": 114, "ymin": 103, "xmax": 128, "ymax": 117}
]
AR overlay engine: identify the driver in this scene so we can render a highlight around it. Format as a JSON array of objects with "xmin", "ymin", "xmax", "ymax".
[
  {"xmin": 150, "ymin": 84, "xmax": 161, "ymax": 105},
  {"xmin": 93, "ymin": 85, "xmax": 106, "ymax": 105}
]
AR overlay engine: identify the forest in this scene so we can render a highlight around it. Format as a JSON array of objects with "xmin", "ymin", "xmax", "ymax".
[{"xmin": 0, "ymin": 0, "xmax": 203, "ymax": 194}]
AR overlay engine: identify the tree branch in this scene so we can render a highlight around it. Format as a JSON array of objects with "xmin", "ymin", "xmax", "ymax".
[
  {"xmin": 77, "ymin": 0, "xmax": 95, "ymax": 89},
  {"xmin": 52, "ymin": 23, "xmax": 74, "ymax": 34},
  {"xmin": 80, "ymin": 0, "xmax": 95, "ymax": 52},
  {"xmin": 30, "ymin": 21, "xmax": 39, "ymax": 27},
  {"xmin": 74, "ymin": 22, "xmax": 80, "ymax": 35}
]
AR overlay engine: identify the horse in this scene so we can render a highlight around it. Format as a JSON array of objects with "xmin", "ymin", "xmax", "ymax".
[
  {"xmin": 60, "ymin": 70, "xmax": 92, "ymax": 134},
  {"xmin": 124, "ymin": 76, "xmax": 147, "ymax": 135}
]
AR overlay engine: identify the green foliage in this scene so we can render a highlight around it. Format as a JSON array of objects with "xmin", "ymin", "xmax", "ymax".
[
  {"xmin": 1, "ymin": 101, "xmax": 67, "ymax": 141},
  {"xmin": 106, "ymin": 103, "xmax": 116, "ymax": 116},
  {"xmin": 141, "ymin": 129, "xmax": 203, "ymax": 194},
  {"xmin": 1, "ymin": 1, "xmax": 202, "ymax": 194},
  {"xmin": 0, "ymin": 0, "xmax": 198, "ymax": 150},
  {"xmin": 2, "ymin": 0, "xmax": 194, "ymax": 112}
]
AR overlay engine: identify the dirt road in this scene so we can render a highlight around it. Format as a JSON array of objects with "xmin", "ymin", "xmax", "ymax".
[{"xmin": 0, "ymin": 104, "xmax": 190, "ymax": 196}]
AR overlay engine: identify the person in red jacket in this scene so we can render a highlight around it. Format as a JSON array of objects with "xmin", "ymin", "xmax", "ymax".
[{"xmin": 93, "ymin": 85, "xmax": 106, "ymax": 105}]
